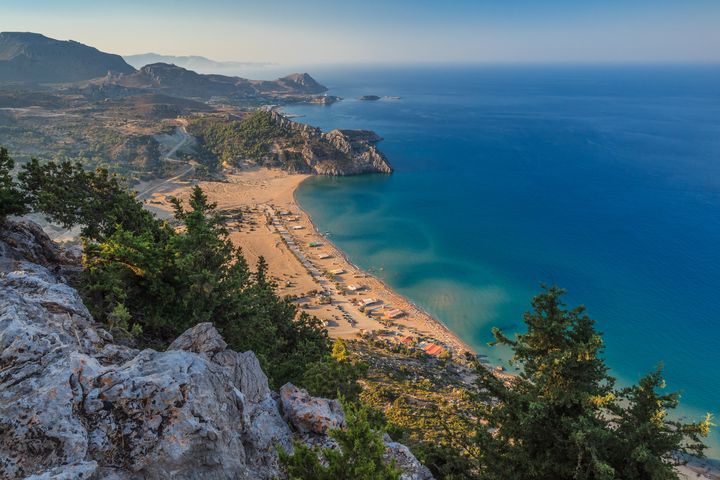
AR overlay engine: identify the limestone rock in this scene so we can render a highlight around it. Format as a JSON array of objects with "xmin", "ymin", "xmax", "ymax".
[
  {"xmin": 0, "ymin": 218, "xmax": 80, "ymax": 274},
  {"xmin": 385, "ymin": 441, "xmax": 435, "ymax": 480},
  {"xmin": 168, "ymin": 321, "xmax": 227, "ymax": 355},
  {"xmin": 280, "ymin": 383, "xmax": 346, "ymax": 435}
]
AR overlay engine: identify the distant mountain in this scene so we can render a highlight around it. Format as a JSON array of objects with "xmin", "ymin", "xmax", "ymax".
[
  {"xmin": 123, "ymin": 53, "xmax": 269, "ymax": 73},
  {"xmin": 100, "ymin": 62, "xmax": 327, "ymax": 98},
  {"xmin": 252, "ymin": 73, "xmax": 328, "ymax": 95},
  {"xmin": 0, "ymin": 32, "xmax": 135, "ymax": 83}
]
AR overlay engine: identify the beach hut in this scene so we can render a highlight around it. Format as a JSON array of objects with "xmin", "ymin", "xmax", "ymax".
[
  {"xmin": 318, "ymin": 253, "xmax": 332, "ymax": 259},
  {"xmin": 292, "ymin": 225, "xmax": 304, "ymax": 230},
  {"xmin": 361, "ymin": 298, "xmax": 381, "ymax": 307},
  {"xmin": 385, "ymin": 308, "xmax": 404, "ymax": 319},
  {"xmin": 422, "ymin": 343, "xmax": 446, "ymax": 357},
  {"xmin": 309, "ymin": 242, "xmax": 323, "ymax": 247},
  {"xmin": 329, "ymin": 268, "xmax": 345, "ymax": 275}
]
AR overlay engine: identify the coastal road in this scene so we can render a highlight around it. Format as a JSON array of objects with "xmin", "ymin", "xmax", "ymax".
[
  {"xmin": 46, "ymin": 125, "xmax": 197, "ymax": 240},
  {"xmin": 136, "ymin": 125, "xmax": 197, "ymax": 201}
]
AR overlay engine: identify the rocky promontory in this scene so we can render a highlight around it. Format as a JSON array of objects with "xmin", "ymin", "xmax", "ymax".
[
  {"xmin": 267, "ymin": 110, "xmax": 393, "ymax": 175},
  {"xmin": 0, "ymin": 219, "xmax": 429, "ymax": 480},
  {"xmin": 189, "ymin": 110, "xmax": 393, "ymax": 176}
]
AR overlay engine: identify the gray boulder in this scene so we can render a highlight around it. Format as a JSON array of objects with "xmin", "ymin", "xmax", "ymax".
[{"xmin": 280, "ymin": 383, "xmax": 346, "ymax": 435}]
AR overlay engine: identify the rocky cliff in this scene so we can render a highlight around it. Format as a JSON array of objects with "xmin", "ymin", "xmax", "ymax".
[
  {"xmin": 267, "ymin": 110, "xmax": 393, "ymax": 175},
  {"xmin": 0, "ymin": 219, "xmax": 429, "ymax": 480}
]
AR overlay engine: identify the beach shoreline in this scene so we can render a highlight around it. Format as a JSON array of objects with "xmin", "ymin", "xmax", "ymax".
[
  {"xmin": 291, "ymin": 176, "xmax": 476, "ymax": 355},
  {"xmin": 144, "ymin": 167, "xmax": 476, "ymax": 359}
]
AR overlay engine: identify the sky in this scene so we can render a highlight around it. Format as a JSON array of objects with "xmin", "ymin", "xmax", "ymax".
[{"xmin": 3, "ymin": 0, "xmax": 720, "ymax": 65}]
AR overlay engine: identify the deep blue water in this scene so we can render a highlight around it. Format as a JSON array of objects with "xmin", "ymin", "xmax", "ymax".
[{"xmin": 285, "ymin": 65, "xmax": 720, "ymax": 453}]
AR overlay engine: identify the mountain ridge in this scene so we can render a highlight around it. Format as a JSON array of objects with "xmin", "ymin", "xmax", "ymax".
[
  {"xmin": 0, "ymin": 31, "xmax": 135, "ymax": 83},
  {"xmin": 124, "ymin": 52, "xmax": 270, "ymax": 72},
  {"xmin": 94, "ymin": 62, "xmax": 327, "ymax": 99}
]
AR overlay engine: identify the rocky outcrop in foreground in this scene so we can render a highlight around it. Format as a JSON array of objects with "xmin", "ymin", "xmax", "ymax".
[{"xmin": 0, "ymin": 219, "xmax": 430, "ymax": 480}]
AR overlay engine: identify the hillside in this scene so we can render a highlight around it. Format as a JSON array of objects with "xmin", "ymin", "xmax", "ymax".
[
  {"xmin": 100, "ymin": 62, "xmax": 327, "ymax": 99},
  {"xmin": 188, "ymin": 110, "xmax": 393, "ymax": 175},
  {"xmin": 0, "ymin": 32, "xmax": 135, "ymax": 83}
]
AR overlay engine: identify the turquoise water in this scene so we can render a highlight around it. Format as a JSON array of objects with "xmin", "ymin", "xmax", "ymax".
[{"xmin": 287, "ymin": 65, "xmax": 720, "ymax": 453}]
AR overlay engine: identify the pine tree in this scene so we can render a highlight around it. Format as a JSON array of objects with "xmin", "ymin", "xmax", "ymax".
[
  {"xmin": 469, "ymin": 286, "xmax": 710, "ymax": 480},
  {"xmin": 0, "ymin": 147, "xmax": 28, "ymax": 220},
  {"xmin": 607, "ymin": 366, "xmax": 711, "ymax": 479}
]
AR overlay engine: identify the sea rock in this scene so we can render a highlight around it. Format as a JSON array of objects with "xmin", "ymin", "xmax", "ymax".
[{"xmin": 0, "ymin": 219, "xmax": 431, "ymax": 480}]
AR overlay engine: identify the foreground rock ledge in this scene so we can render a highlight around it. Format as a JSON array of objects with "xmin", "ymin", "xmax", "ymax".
[{"xmin": 0, "ymin": 219, "xmax": 432, "ymax": 480}]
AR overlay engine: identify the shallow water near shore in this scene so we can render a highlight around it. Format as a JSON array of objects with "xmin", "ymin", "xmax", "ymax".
[{"xmin": 287, "ymin": 64, "xmax": 720, "ymax": 454}]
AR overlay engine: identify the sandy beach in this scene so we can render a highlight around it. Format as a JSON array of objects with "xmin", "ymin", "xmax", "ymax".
[{"xmin": 144, "ymin": 167, "xmax": 475, "ymax": 358}]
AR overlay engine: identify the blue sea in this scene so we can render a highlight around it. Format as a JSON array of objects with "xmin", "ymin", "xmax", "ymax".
[{"xmin": 284, "ymin": 65, "xmax": 720, "ymax": 453}]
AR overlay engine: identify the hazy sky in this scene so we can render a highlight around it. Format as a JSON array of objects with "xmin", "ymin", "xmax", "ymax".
[{"xmin": 4, "ymin": 0, "xmax": 720, "ymax": 64}]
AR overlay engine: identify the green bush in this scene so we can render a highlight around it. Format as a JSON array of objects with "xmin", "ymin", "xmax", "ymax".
[{"xmin": 280, "ymin": 401, "xmax": 401, "ymax": 480}]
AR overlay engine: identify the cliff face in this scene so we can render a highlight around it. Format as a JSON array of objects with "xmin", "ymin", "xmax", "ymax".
[
  {"xmin": 267, "ymin": 110, "xmax": 393, "ymax": 175},
  {"xmin": 0, "ymin": 220, "xmax": 429, "ymax": 480}
]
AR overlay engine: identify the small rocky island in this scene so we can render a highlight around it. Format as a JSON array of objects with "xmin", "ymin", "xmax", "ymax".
[{"xmin": 358, "ymin": 95, "xmax": 381, "ymax": 101}]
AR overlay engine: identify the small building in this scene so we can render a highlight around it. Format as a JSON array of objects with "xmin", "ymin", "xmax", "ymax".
[
  {"xmin": 422, "ymin": 343, "xmax": 446, "ymax": 357},
  {"xmin": 361, "ymin": 298, "xmax": 381, "ymax": 307},
  {"xmin": 329, "ymin": 268, "xmax": 345, "ymax": 275},
  {"xmin": 385, "ymin": 308, "xmax": 404, "ymax": 319},
  {"xmin": 309, "ymin": 242, "xmax": 323, "ymax": 247},
  {"xmin": 292, "ymin": 225, "xmax": 304, "ymax": 230},
  {"xmin": 346, "ymin": 284, "xmax": 364, "ymax": 292},
  {"xmin": 318, "ymin": 253, "xmax": 332, "ymax": 259}
]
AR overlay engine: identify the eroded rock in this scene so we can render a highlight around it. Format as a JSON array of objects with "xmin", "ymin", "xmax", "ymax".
[{"xmin": 279, "ymin": 383, "xmax": 346, "ymax": 435}]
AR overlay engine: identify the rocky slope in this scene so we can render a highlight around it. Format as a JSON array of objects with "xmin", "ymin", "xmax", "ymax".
[
  {"xmin": 0, "ymin": 32, "xmax": 135, "ymax": 83},
  {"xmin": 0, "ymin": 219, "xmax": 429, "ymax": 480},
  {"xmin": 268, "ymin": 110, "xmax": 393, "ymax": 175}
]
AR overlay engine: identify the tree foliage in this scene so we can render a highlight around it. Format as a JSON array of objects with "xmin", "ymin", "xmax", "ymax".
[
  {"xmin": 280, "ymin": 400, "xmax": 401, "ymax": 480},
  {"xmin": 0, "ymin": 147, "xmax": 29, "ymax": 220},
  {"xmin": 187, "ymin": 111, "xmax": 293, "ymax": 168},
  {"xmin": 303, "ymin": 339, "xmax": 368, "ymax": 401},
  {"xmin": 81, "ymin": 185, "xmax": 329, "ymax": 386},
  {"xmin": 11, "ymin": 156, "xmax": 329, "ymax": 388},
  {"xmin": 18, "ymin": 158, "xmax": 157, "ymax": 241},
  {"xmin": 469, "ymin": 286, "xmax": 711, "ymax": 480}
]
